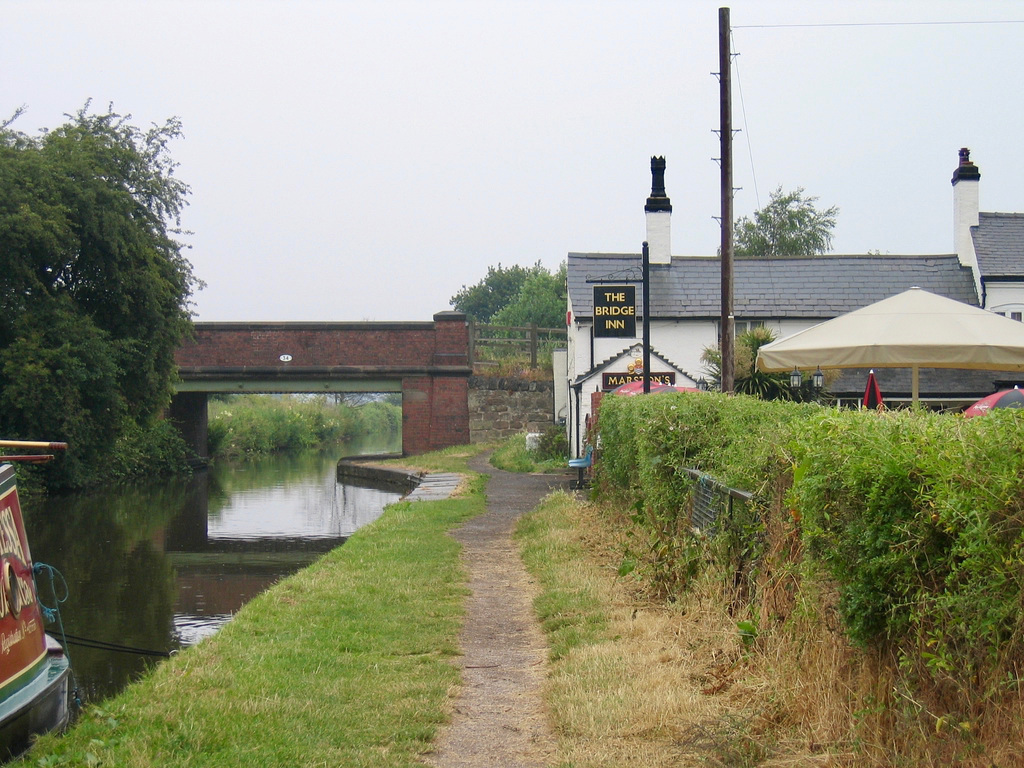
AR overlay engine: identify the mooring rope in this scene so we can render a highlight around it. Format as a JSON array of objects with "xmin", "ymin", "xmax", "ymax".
[
  {"xmin": 61, "ymin": 633, "xmax": 171, "ymax": 658},
  {"xmin": 33, "ymin": 562, "xmax": 81, "ymax": 709}
]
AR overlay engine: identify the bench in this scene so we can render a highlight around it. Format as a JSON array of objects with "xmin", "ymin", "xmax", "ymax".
[{"xmin": 568, "ymin": 444, "xmax": 594, "ymax": 489}]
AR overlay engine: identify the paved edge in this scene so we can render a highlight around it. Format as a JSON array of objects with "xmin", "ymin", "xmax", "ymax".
[{"xmin": 422, "ymin": 456, "xmax": 573, "ymax": 768}]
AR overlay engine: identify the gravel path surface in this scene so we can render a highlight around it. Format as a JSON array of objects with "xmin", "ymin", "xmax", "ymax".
[{"xmin": 422, "ymin": 456, "xmax": 573, "ymax": 768}]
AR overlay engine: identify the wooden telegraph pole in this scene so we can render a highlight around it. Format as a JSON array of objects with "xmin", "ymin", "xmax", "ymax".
[{"xmin": 719, "ymin": 6, "xmax": 735, "ymax": 393}]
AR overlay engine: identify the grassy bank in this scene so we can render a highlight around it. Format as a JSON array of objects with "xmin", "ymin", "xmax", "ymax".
[
  {"xmin": 517, "ymin": 488, "xmax": 813, "ymax": 767},
  {"xmin": 17, "ymin": 446, "xmax": 485, "ymax": 768},
  {"xmin": 207, "ymin": 395, "xmax": 401, "ymax": 459},
  {"xmin": 489, "ymin": 428, "xmax": 567, "ymax": 474}
]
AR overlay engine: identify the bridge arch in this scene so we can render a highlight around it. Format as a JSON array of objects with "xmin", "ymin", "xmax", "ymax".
[{"xmin": 170, "ymin": 312, "xmax": 470, "ymax": 460}]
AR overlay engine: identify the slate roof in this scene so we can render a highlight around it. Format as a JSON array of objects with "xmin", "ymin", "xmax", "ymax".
[
  {"xmin": 568, "ymin": 253, "xmax": 978, "ymax": 319},
  {"xmin": 974, "ymin": 212, "xmax": 1024, "ymax": 277}
]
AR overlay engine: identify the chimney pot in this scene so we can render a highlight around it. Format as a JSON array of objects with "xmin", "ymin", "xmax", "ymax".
[
  {"xmin": 952, "ymin": 147, "xmax": 980, "ymax": 184},
  {"xmin": 645, "ymin": 156, "xmax": 672, "ymax": 214}
]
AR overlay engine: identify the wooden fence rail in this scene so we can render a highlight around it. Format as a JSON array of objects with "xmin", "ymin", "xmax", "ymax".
[{"xmin": 467, "ymin": 320, "xmax": 567, "ymax": 369}]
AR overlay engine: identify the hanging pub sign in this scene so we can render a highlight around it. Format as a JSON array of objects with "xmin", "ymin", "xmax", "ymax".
[
  {"xmin": 593, "ymin": 286, "xmax": 636, "ymax": 338},
  {"xmin": 603, "ymin": 371, "xmax": 676, "ymax": 389}
]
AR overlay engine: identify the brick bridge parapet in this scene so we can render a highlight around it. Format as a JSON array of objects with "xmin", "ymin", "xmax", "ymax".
[{"xmin": 170, "ymin": 312, "xmax": 470, "ymax": 459}]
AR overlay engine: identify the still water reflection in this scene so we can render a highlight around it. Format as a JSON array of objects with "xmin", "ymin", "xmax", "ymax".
[{"xmin": 25, "ymin": 437, "xmax": 403, "ymax": 704}]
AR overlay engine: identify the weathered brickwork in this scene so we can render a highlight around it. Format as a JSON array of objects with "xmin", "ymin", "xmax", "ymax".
[
  {"xmin": 174, "ymin": 313, "xmax": 470, "ymax": 457},
  {"xmin": 468, "ymin": 376, "xmax": 555, "ymax": 443}
]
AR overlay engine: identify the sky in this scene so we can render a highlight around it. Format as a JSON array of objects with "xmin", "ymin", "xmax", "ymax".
[{"xmin": 5, "ymin": 1, "xmax": 1024, "ymax": 322}]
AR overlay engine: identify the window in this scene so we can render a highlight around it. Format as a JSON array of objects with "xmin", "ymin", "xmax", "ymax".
[{"xmin": 717, "ymin": 320, "xmax": 766, "ymax": 341}]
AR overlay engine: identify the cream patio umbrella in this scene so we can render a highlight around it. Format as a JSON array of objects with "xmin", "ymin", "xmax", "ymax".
[{"xmin": 755, "ymin": 287, "xmax": 1024, "ymax": 402}]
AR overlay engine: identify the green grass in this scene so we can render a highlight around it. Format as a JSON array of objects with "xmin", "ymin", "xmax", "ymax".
[
  {"xmin": 17, "ymin": 446, "xmax": 488, "ymax": 768},
  {"xmin": 515, "ymin": 491, "xmax": 608, "ymax": 661},
  {"xmin": 490, "ymin": 431, "xmax": 567, "ymax": 474}
]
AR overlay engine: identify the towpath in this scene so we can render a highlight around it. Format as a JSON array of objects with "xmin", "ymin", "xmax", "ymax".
[{"xmin": 422, "ymin": 455, "xmax": 573, "ymax": 768}]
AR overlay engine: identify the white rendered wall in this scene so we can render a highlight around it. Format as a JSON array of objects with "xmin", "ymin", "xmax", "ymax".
[
  {"xmin": 563, "ymin": 314, "xmax": 832, "ymax": 456},
  {"xmin": 954, "ymin": 179, "xmax": 980, "ymax": 270},
  {"xmin": 985, "ymin": 283, "xmax": 1024, "ymax": 314}
]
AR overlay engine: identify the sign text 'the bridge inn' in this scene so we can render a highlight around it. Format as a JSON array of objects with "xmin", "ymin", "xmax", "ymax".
[{"xmin": 593, "ymin": 286, "xmax": 635, "ymax": 338}]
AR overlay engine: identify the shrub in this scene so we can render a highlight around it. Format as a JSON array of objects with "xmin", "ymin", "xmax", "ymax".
[{"xmin": 596, "ymin": 393, "xmax": 1024, "ymax": 703}]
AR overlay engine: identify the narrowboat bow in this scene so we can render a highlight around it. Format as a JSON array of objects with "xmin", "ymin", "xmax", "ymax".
[{"xmin": 0, "ymin": 442, "xmax": 71, "ymax": 759}]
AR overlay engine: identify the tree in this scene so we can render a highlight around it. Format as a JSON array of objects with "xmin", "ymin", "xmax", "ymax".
[
  {"xmin": 490, "ymin": 262, "xmax": 566, "ymax": 329},
  {"xmin": 701, "ymin": 326, "xmax": 793, "ymax": 400},
  {"xmin": 701, "ymin": 326, "xmax": 830, "ymax": 402},
  {"xmin": 734, "ymin": 186, "xmax": 838, "ymax": 258},
  {"xmin": 450, "ymin": 263, "xmax": 534, "ymax": 322},
  {"xmin": 0, "ymin": 104, "xmax": 199, "ymax": 487}
]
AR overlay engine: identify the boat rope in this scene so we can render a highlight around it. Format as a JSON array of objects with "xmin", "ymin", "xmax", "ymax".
[
  {"xmin": 33, "ymin": 562, "xmax": 81, "ymax": 709},
  {"xmin": 33, "ymin": 563, "xmax": 175, "ymax": 659},
  {"xmin": 60, "ymin": 633, "xmax": 171, "ymax": 658}
]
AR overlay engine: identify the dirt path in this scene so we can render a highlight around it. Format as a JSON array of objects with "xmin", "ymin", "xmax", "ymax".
[{"xmin": 422, "ymin": 456, "xmax": 573, "ymax": 768}]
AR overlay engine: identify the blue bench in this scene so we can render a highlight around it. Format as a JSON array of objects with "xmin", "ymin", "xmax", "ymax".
[{"xmin": 568, "ymin": 444, "xmax": 593, "ymax": 489}]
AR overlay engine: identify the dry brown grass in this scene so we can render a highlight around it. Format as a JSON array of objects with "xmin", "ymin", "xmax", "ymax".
[
  {"xmin": 525, "ymin": 495, "xmax": 1024, "ymax": 768},
  {"xmin": 528, "ymin": 498, "xmax": 779, "ymax": 767}
]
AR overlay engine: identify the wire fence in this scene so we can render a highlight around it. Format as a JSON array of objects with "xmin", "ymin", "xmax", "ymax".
[{"xmin": 681, "ymin": 467, "xmax": 753, "ymax": 533}]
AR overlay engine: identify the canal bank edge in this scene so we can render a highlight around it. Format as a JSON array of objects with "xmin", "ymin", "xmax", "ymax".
[{"xmin": 337, "ymin": 454, "xmax": 462, "ymax": 502}]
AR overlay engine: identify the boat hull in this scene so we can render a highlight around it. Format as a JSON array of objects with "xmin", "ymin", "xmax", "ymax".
[
  {"xmin": 0, "ymin": 464, "xmax": 72, "ymax": 758},
  {"xmin": 0, "ymin": 638, "xmax": 69, "ymax": 759}
]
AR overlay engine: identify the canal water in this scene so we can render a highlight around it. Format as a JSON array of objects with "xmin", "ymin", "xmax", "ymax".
[{"xmin": 23, "ymin": 434, "xmax": 403, "ymax": 705}]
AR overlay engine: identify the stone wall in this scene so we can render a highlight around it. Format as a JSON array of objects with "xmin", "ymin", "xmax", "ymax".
[{"xmin": 468, "ymin": 376, "xmax": 555, "ymax": 443}]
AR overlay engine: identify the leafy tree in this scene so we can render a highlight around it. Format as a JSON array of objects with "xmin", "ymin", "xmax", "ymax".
[
  {"xmin": 0, "ymin": 104, "xmax": 198, "ymax": 487},
  {"xmin": 734, "ymin": 186, "xmax": 838, "ymax": 258},
  {"xmin": 702, "ymin": 326, "xmax": 831, "ymax": 402},
  {"xmin": 450, "ymin": 263, "xmax": 535, "ymax": 322},
  {"xmin": 490, "ymin": 262, "xmax": 566, "ymax": 329}
]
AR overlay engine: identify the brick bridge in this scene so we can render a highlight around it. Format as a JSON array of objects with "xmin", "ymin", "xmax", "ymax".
[{"xmin": 170, "ymin": 312, "xmax": 470, "ymax": 460}]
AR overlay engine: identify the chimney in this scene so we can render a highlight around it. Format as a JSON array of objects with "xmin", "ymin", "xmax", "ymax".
[
  {"xmin": 952, "ymin": 147, "xmax": 980, "ymax": 271},
  {"xmin": 645, "ymin": 156, "xmax": 672, "ymax": 264}
]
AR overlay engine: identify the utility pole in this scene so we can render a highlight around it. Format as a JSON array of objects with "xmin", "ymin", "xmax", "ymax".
[{"xmin": 719, "ymin": 6, "xmax": 735, "ymax": 393}]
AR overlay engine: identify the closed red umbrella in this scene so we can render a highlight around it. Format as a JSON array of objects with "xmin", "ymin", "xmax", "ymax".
[
  {"xmin": 963, "ymin": 388, "xmax": 1024, "ymax": 418},
  {"xmin": 611, "ymin": 380, "xmax": 663, "ymax": 396},
  {"xmin": 863, "ymin": 370, "xmax": 884, "ymax": 410}
]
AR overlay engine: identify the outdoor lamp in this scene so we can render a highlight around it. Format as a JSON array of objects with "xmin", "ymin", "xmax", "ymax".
[
  {"xmin": 789, "ymin": 367, "xmax": 802, "ymax": 391},
  {"xmin": 812, "ymin": 367, "xmax": 824, "ymax": 391},
  {"xmin": 697, "ymin": 377, "xmax": 709, "ymax": 391}
]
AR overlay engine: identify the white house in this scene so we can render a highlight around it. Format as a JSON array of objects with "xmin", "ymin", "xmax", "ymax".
[{"xmin": 562, "ymin": 151, "xmax": 1024, "ymax": 457}]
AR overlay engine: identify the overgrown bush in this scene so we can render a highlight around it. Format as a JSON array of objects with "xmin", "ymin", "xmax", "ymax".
[
  {"xmin": 107, "ymin": 419, "xmax": 194, "ymax": 480},
  {"xmin": 596, "ymin": 392, "xmax": 1024, "ymax": 757},
  {"xmin": 536, "ymin": 425, "xmax": 568, "ymax": 461}
]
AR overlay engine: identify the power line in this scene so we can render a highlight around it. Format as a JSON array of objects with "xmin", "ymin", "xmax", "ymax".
[
  {"xmin": 730, "ymin": 43, "xmax": 760, "ymax": 212},
  {"xmin": 735, "ymin": 20, "xmax": 1024, "ymax": 29}
]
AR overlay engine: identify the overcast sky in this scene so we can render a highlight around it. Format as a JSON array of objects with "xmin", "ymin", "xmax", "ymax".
[{"xmin": 5, "ymin": 1, "xmax": 1024, "ymax": 322}]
